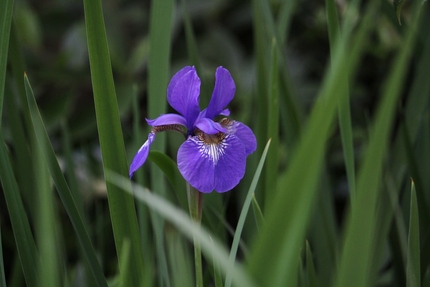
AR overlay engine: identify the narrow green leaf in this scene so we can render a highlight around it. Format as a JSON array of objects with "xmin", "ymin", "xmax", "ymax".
[
  {"xmin": 119, "ymin": 240, "xmax": 131, "ymax": 287},
  {"xmin": 251, "ymin": 194, "xmax": 265, "ymax": 232},
  {"xmin": 264, "ymin": 38, "xmax": 279, "ymax": 209},
  {"xmin": 406, "ymin": 180, "xmax": 420, "ymax": 287},
  {"xmin": 334, "ymin": 2, "xmax": 421, "ymax": 286},
  {"xmin": 166, "ymin": 229, "xmax": 193, "ymax": 287},
  {"xmin": 251, "ymin": 0, "xmax": 268, "ymax": 189},
  {"xmin": 394, "ymin": 0, "xmax": 405, "ymax": 25},
  {"xmin": 0, "ymin": 132, "xmax": 39, "ymax": 287},
  {"xmin": 0, "ymin": 228, "xmax": 6, "ymax": 287},
  {"xmin": 107, "ymin": 172, "xmax": 258, "ymax": 287},
  {"xmin": 212, "ymin": 238, "xmax": 224, "ymax": 287},
  {"xmin": 33, "ymin": 114, "xmax": 60, "ymax": 287},
  {"xmin": 225, "ymin": 139, "xmax": 271, "ymax": 287},
  {"xmin": 0, "ymin": 0, "xmax": 14, "ymax": 120},
  {"xmin": 83, "ymin": 0, "xmax": 145, "ymax": 284},
  {"xmin": 257, "ymin": 0, "xmax": 302, "ymax": 143},
  {"xmin": 24, "ymin": 74, "xmax": 107, "ymax": 287},
  {"xmin": 326, "ymin": 0, "xmax": 356, "ymax": 199},
  {"xmin": 305, "ymin": 241, "xmax": 317, "ymax": 287},
  {"xmin": 181, "ymin": 0, "xmax": 200, "ymax": 70},
  {"xmin": 147, "ymin": 151, "xmax": 187, "ymax": 210},
  {"xmin": 147, "ymin": 1, "xmax": 174, "ymax": 285},
  {"xmin": 3, "ymin": 81, "xmax": 35, "ymax": 216},
  {"xmin": 247, "ymin": 1, "xmax": 378, "ymax": 286}
]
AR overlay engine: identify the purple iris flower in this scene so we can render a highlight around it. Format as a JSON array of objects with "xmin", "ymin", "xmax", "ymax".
[{"xmin": 129, "ymin": 66, "xmax": 256, "ymax": 193}]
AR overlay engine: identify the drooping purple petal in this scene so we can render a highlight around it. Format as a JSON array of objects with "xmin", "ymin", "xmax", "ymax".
[
  {"xmin": 206, "ymin": 67, "xmax": 236, "ymax": 119},
  {"xmin": 167, "ymin": 66, "xmax": 201, "ymax": 129},
  {"xmin": 224, "ymin": 120, "xmax": 257, "ymax": 155},
  {"xmin": 194, "ymin": 118, "xmax": 226, "ymax": 135},
  {"xmin": 177, "ymin": 134, "xmax": 246, "ymax": 193},
  {"xmin": 146, "ymin": 113, "xmax": 187, "ymax": 127},
  {"xmin": 129, "ymin": 132, "xmax": 155, "ymax": 177}
]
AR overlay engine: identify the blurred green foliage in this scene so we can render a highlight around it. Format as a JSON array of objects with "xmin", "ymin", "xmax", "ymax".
[{"xmin": 1, "ymin": 0, "xmax": 430, "ymax": 286}]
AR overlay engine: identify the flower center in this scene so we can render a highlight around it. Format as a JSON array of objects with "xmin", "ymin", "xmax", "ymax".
[{"xmin": 195, "ymin": 129, "xmax": 226, "ymax": 144}]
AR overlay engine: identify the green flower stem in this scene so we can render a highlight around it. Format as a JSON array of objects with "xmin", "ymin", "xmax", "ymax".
[{"xmin": 187, "ymin": 183, "xmax": 203, "ymax": 287}]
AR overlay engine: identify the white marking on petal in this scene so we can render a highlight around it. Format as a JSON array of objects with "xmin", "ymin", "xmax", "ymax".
[{"xmin": 192, "ymin": 134, "xmax": 229, "ymax": 165}]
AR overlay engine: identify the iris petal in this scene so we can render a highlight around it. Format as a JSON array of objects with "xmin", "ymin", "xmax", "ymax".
[
  {"xmin": 225, "ymin": 121, "xmax": 257, "ymax": 155},
  {"xmin": 177, "ymin": 134, "xmax": 246, "ymax": 193},
  {"xmin": 146, "ymin": 113, "xmax": 187, "ymax": 127},
  {"xmin": 194, "ymin": 118, "xmax": 226, "ymax": 135},
  {"xmin": 129, "ymin": 133, "xmax": 155, "ymax": 177},
  {"xmin": 206, "ymin": 67, "xmax": 236, "ymax": 119},
  {"xmin": 167, "ymin": 66, "xmax": 201, "ymax": 129}
]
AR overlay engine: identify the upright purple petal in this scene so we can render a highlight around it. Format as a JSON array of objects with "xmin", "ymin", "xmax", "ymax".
[
  {"xmin": 177, "ymin": 134, "xmax": 246, "ymax": 193},
  {"xmin": 146, "ymin": 113, "xmax": 187, "ymax": 127},
  {"xmin": 206, "ymin": 67, "xmax": 236, "ymax": 119},
  {"xmin": 167, "ymin": 66, "xmax": 201, "ymax": 129},
  {"xmin": 129, "ymin": 133, "xmax": 155, "ymax": 177}
]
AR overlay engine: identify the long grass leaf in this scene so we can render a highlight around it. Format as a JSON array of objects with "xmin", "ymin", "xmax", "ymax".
[
  {"xmin": 23, "ymin": 74, "xmax": 107, "ymax": 287},
  {"xmin": 33, "ymin": 114, "xmax": 60, "ymax": 287},
  {"xmin": 225, "ymin": 139, "xmax": 271, "ymax": 287},
  {"xmin": 3, "ymin": 81, "xmax": 35, "ymax": 215},
  {"xmin": 334, "ymin": 3, "xmax": 421, "ymax": 286},
  {"xmin": 181, "ymin": 0, "xmax": 200, "ymax": 70},
  {"xmin": 147, "ymin": 1, "xmax": 174, "ymax": 285},
  {"xmin": 264, "ymin": 39, "xmax": 279, "ymax": 209},
  {"xmin": 251, "ymin": 195, "xmax": 265, "ymax": 232},
  {"xmin": 0, "ymin": 0, "xmax": 14, "ymax": 120},
  {"xmin": 107, "ymin": 172, "xmax": 258, "ymax": 287},
  {"xmin": 0, "ymin": 132, "xmax": 39, "ymax": 287},
  {"xmin": 0, "ymin": 228, "xmax": 6, "ymax": 287},
  {"xmin": 257, "ymin": 0, "xmax": 302, "ymax": 142},
  {"xmin": 83, "ymin": 0, "xmax": 145, "ymax": 284},
  {"xmin": 247, "ymin": 1, "xmax": 379, "ymax": 285},
  {"xmin": 147, "ymin": 151, "xmax": 187, "ymax": 210},
  {"xmin": 305, "ymin": 241, "xmax": 317, "ymax": 287},
  {"xmin": 326, "ymin": 0, "xmax": 356, "ymax": 199},
  {"xmin": 406, "ymin": 180, "xmax": 420, "ymax": 287}
]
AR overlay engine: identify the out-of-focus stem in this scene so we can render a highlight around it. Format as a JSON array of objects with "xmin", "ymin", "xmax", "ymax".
[{"xmin": 187, "ymin": 183, "xmax": 203, "ymax": 287}]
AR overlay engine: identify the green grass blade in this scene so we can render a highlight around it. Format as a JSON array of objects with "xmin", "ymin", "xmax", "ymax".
[
  {"xmin": 107, "ymin": 172, "xmax": 258, "ymax": 287},
  {"xmin": 181, "ymin": 0, "xmax": 200, "ymax": 70},
  {"xmin": 264, "ymin": 38, "xmax": 279, "ymax": 209},
  {"xmin": 3, "ymin": 81, "xmax": 35, "ymax": 215},
  {"xmin": 147, "ymin": 151, "xmax": 187, "ymax": 210},
  {"xmin": 0, "ymin": 228, "xmax": 6, "ymax": 287},
  {"xmin": 334, "ymin": 3, "xmax": 421, "ymax": 286},
  {"xmin": 225, "ymin": 139, "xmax": 271, "ymax": 287},
  {"xmin": 24, "ymin": 74, "xmax": 107, "ymax": 287},
  {"xmin": 0, "ymin": 0, "xmax": 14, "ymax": 120},
  {"xmin": 147, "ymin": 1, "xmax": 174, "ymax": 285},
  {"xmin": 406, "ymin": 180, "xmax": 420, "ymax": 287},
  {"xmin": 251, "ymin": 194, "xmax": 265, "ymax": 232},
  {"xmin": 247, "ymin": 1, "xmax": 378, "ymax": 285},
  {"xmin": 326, "ymin": 0, "xmax": 356, "ymax": 199},
  {"xmin": 119, "ymin": 240, "xmax": 131, "ymax": 287},
  {"xmin": 33, "ymin": 115, "xmax": 60, "ymax": 287},
  {"xmin": 166, "ymin": 230, "xmax": 193, "ymax": 287},
  {"xmin": 305, "ymin": 241, "xmax": 317, "ymax": 287},
  {"xmin": 212, "ymin": 240, "xmax": 224, "ymax": 287},
  {"xmin": 0, "ymin": 132, "xmax": 39, "ymax": 287},
  {"xmin": 257, "ymin": 0, "xmax": 302, "ymax": 143},
  {"xmin": 83, "ymin": 0, "xmax": 145, "ymax": 285}
]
